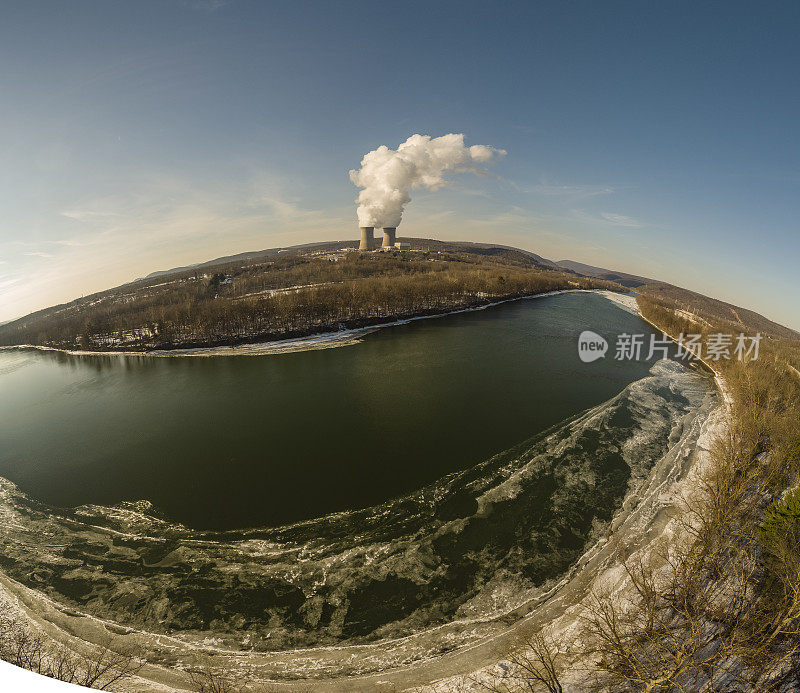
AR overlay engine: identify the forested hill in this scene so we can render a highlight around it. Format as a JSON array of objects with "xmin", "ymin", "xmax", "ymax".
[
  {"xmin": 637, "ymin": 282, "xmax": 799, "ymax": 340},
  {"xmin": 550, "ymin": 260, "xmax": 799, "ymax": 340},
  {"xmin": 0, "ymin": 238, "xmax": 623, "ymax": 352}
]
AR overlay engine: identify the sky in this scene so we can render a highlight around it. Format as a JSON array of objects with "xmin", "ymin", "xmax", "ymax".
[{"xmin": 1, "ymin": 0, "xmax": 799, "ymax": 329}]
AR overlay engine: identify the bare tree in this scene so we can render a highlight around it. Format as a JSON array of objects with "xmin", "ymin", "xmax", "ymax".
[
  {"xmin": 480, "ymin": 630, "xmax": 564, "ymax": 693},
  {"xmin": 0, "ymin": 604, "xmax": 143, "ymax": 690},
  {"xmin": 189, "ymin": 657, "xmax": 249, "ymax": 693}
]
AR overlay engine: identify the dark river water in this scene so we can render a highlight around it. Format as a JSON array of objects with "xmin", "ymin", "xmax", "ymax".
[{"xmin": 0, "ymin": 292, "xmax": 676, "ymax": 531}]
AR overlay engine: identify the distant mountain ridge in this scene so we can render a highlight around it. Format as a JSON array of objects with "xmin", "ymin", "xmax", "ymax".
[
  {"xmin": 136, "ymin": 241, "xmax": 341, "ymax": 281},
  {"xmin": 638, "ymin": 282, "xmax": 800, "ymax": 340},
  {"xmin": 453, "ymin": 242, "xmax": 560, "ymax": 268},
  {"xmin": 553, "ymin": 259, "xmax": 798, "ymax": 339},
  {"xmin": 139, "ymin": 242, "xmax": 563, "ymax": 285},
  {"xmin": 555, "ymin": 260, "xmax": 654, "ymax": 287},
  {"xmin": 4, "ymin": 240, "xmax": 796, "ymax": 343},
  {"xmin": 0, "ymin": 238, "xmax": 619, "ymax": 351}
]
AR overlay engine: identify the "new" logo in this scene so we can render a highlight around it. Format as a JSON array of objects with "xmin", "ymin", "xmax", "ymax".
[{"xmin": 578, "ymin": 331, "xmax": 608, "ymax": 363}]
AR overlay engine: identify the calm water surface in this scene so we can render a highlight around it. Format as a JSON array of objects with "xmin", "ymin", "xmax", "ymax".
[{"xmin": 0, "ymin": 292, "xmax": 671, "ymax": 530}]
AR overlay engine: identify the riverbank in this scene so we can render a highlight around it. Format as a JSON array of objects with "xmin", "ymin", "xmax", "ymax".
[
  {"xmin": 0, "ymin": 242, "xmax": 628, "ymax": 356},
  {"xmin": 1, "ymin": 289, "xmax": 634, "ymax": 358},
  {"xmin": 452, "ymin": 302, "xmax": 734, "ymax": 692}
]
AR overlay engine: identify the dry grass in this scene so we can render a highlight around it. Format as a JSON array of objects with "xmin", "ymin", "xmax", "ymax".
[
  {"xmin": 577, "ymin": 296, "xmax": 800, "ymax": 690},
  {"xmin": 478, "ymin": 296, "xmax": 800, "ymax": 692}
]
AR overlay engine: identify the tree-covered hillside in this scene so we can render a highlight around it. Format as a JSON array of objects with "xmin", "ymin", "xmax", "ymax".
[{"xmin": 0, "ymin": 239, "xmax": 622, "ymax": 352}]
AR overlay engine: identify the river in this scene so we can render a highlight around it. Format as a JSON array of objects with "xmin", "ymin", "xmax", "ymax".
[
  {"xmin": 2, "ymin": 292, "xmax": 691, "ymax": 531},
  {"xmin": 0, "ymin": 291, "xmax": 717, "ymax": 653}
]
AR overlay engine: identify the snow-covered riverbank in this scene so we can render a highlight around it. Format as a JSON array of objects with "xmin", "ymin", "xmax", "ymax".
[
  {"xmin": 425, "ymin": 297, "xmax": 734, "ymax": 693},
  {"xmin": 2, "ymin": 289, "xmax": 634, "ymax": 358}
]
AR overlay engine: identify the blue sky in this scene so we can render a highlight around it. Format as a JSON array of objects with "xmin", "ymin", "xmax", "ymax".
[{"xmin": 1, "ymin": 1, "xmax": 799, "ymax": 329}]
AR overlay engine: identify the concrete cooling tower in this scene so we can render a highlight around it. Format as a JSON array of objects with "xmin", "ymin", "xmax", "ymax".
[
  {"xmin": 359, "ymin": 226, "xmax": 375, "ymax": 251},
  {"xmin": 381, "ymin": 227, "xmax": 396, "ymax": 248}
]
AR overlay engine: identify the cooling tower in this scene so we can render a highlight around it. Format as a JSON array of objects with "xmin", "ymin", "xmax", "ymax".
[
  {"xmin": 381, "ymin": 227, "xmax": 397, "ymax": 248},
  {"xmin": 359, "ymin": 226, "xmax": 375, "ymax": 251}
]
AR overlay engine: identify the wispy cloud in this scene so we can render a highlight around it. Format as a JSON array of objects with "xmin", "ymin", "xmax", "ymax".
[
  {"xmin": 420, "ymin": 210, "xmax": 456, "ymax": 222},
  {"xmin": 0, "ymin": 170, "xmax": 354, "ymax": 322},
  {"xmin": 507, "ymin": 176, "xmax": 619, "ymax": 199},
  {"xmin": 181, "ymin": 0, "xmax": 233, "ymax": 12},
  {"xmin": 54, "ymin": 238, "xmax": 103, "ymax": 247},
  {"xmin": 528, "ymin": 183, "xmax": 616, "ymax": 197},
  {"xmin": 471, "ymin": 206, "xmax": 546, "ymax": 226},
  {"xmin": 61, "ymin": 209, "xmax": 121, "ymax": 223},
  {"xmin": 599, "ymin": 212, "xmax": 641, "ymax": 227},
  {"xmin": 59, "ymin": 172, "xmax": 348, "ymax": 248},
  {"xmin": 569, "ymin": 209, "xmax": 643, "ymax": 228}
]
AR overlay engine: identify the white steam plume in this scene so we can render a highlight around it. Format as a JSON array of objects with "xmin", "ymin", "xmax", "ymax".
[{"xmin": 349, "ymin": 133, "xmax": 505, "ymax": 228}]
